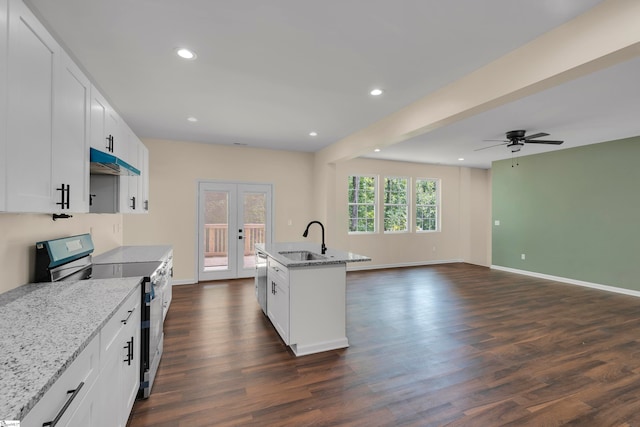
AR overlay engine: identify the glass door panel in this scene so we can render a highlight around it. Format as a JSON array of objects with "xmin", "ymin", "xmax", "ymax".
[
  {"xmin": 238, "ymin": 186, "xmax": 270, "ymax": 275},
  {"xmin": 203, "ymin": 190, "xmax": 229, "ymax": 272}
]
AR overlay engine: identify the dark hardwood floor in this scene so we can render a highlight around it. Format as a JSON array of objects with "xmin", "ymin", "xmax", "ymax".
[{"xmin": 127, "ymin": 263, "xmax": 640, "ymax": 426}]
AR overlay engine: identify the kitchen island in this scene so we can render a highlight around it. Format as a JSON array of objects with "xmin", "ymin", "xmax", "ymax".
[{"xmin": 256, "ymin": 242, "xmax": 370, "ymax": 356}]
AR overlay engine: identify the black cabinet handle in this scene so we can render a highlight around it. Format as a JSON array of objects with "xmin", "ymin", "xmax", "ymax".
[
  {"xmin": 105, "ymin": 135, "xmax": 114, "ymax": 152},
  {"xmin": 56, "ymin": 184, "xmax": 70, "ymax": 210},
  {"xmin": 144, "ymin": 200, "xmax": 149, "ymax": 211},
  {"xmin": 42, "ymin": 382, "xmax": 84, "ymax": 426},
  {"xmin": 121, "ymin": 309, "xmax": 134, "ymax": 325},
  {"xmin": 130, "ymin": 196, "xmax": 136, "ymax": 210},
  {"xmin": 123, "ymin": 336, "xmax": 134, "ymax": 365}
]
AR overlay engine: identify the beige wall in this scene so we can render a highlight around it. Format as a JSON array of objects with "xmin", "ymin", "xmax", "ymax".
[
  {"xmin": 0, "ymin": 213, "xmax": 123, "ymax": 293},
  {"xmin": 0, "ymin": 140, "xmax": 491, "ymax": 294},
  {"xmin": 123, "ymin": 139, "xmax": 316, "ymax": 284},
  {"xmin": 331, "ymin": 158, "xmax": 491, "ymax": 269}
]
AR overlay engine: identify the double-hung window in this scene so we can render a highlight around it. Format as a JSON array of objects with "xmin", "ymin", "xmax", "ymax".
[
  {"xmin": 348, "ymin": 175, "xmax": 376, "ymax": 233},
  {"xmin": 384, "ymin": 177, "xmax": 408, "ymax": 232},
  {"xmin": 416, "ymin": 179, "xmax": 439, "ymax": 231}
]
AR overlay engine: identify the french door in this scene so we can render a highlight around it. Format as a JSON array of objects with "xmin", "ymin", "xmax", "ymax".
[{"xmin": 198, "ymin": 182, "xmax": 272, "ymax": 281}]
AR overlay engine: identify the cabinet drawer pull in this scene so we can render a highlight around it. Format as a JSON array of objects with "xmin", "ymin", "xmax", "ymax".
[
  {"xmin": 42, "ymin": 381, "xmax": 84, "ymax": 426},
  {"xmin": 121, "ymin": 309, "xmax": 134, "ymax": 324},
  {"xmin": 130, "ymin": 196, "xmax": 136, "ymax": 210}
]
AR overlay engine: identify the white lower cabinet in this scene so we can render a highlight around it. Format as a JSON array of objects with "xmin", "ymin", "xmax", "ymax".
[
  {"xmin": 95, "ymin": 287, "xmax": 141, "ymax": 427},
  {"xmin": 265, "ymin": 256, "xmax": 349, "ymax": 356},
  {"xmin": 21, "ymin": 285, "xmax": 141, "ymax": 427},
  {"xmin": 21, "ymin": 334, "xmax": 100, "ymax": 427},
  {"xmin": 267, "ymin": 258, "xmax": 290, "ymax": 344}
]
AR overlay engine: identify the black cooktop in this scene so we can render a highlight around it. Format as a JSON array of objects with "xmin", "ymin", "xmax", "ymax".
[{"xmin": 89, "ymin": 261, "xmax": 162, "ymax": 280}]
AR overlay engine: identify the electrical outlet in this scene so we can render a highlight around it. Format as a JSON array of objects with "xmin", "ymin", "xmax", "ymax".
[
  {"xmin": 432, "ymin": 246, "xmax": 436, "ymax": 252},
  {"xmin": 288, "ymin": 219, "xmax": 292, "ymax": 226},
  {"xmin": 521, "ymin": 253, "xmax": 526, "ymax": 260}
]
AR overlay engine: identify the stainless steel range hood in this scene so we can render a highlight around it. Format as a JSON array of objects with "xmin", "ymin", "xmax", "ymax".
[{"xmin": 90, "ymin": 147, "xmax": 140, "ymax": 176}]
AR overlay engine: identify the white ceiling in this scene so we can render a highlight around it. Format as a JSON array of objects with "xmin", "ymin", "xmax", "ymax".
[{"xmin": 25, "ymin": 0, "xmax": 639, "ymax": 169}]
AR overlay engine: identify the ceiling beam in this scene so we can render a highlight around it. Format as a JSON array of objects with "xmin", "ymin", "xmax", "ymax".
[{"xmin": 316, "ymin": 0, "xmax": 640, "ymax": 165}]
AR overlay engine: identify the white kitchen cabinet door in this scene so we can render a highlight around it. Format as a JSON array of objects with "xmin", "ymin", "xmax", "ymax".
[
  {"xmin": 121, "ymin": 299, "xmax": 141, "ymax": 421},
  {"xmin": 119, "ymin": 133, "xmax": 140, "ymax": 213},
  {"xmin": 90, "ymin": 85, "xmax": 123, "ymax": 158},
  {"xmin": 6, "ymin": 0, "xmax": 59, "ymax": 212},
  {"xmin": 95, "ymin": 287, "xmax": 141, "ymax": 427},
  {"xmin": 267, "ymin": 259, "xmax": 290, "ymax": 344},
  {"xmin": 0, "ymin": 0, "xmax": 7, "ymax": 211},
  {"xmin": 52, "ymin": 50, "xmax": 90, "ymax": 213},
  {"xmin": 139, "ymin": 142, "xmax": 150, "ymax": 212}
]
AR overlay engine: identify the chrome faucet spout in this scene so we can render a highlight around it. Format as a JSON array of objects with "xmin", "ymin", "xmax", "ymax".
[{"xmin": 302, "ymin": 221, "xmax": 326, "ymax": 254}]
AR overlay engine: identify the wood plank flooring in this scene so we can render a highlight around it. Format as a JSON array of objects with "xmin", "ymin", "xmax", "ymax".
[{"xmin": 127, "ymin": 263, "xmax": 640, "ymax": 426}]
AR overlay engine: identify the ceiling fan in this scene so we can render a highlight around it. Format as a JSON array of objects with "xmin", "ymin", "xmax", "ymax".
[{"xmin": 476, "ymin": 130, "xmax": 564, "ymax": 152}]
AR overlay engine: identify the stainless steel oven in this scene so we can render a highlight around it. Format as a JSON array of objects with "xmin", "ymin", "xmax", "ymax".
[{"xmin": 35, "ymin": 233, "xmax": 166, "ymax": 399}]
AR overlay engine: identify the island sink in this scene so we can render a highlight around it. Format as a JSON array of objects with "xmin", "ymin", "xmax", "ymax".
[{"xmin": 278, "ymin": 250, "xmax": 327, "ymax": 261}]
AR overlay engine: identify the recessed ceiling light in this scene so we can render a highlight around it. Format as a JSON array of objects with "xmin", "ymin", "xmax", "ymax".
[
  {"xmin": 187, "ymin": 116, "xmax": 198, "ymax": 122},
  {"xmin": 176, "ymin": 48, "xmax": 197, "ymax": 60},
  {"xmin": 309, "ymin": 131, "xmax": 318, "ymax": 137},
  {"xmin": 458, "ymin": 158, "xmax": 465, "ymax": 161},
  {"xmin": 374, "ymin": 148, "xmax": 381, "ymax": 152},
  {"xmin": 370, "ymin": 88, "xmax": 383, "ymax": 96}
]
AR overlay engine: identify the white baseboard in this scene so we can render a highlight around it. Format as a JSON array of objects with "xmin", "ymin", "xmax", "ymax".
[
  {"xmin": 170, "ymin": 278, "xmax": 197, "ymax": 286},
  {"xmin": 290, "ymin": 338, "xmax": 349, "ymax": 357},
  {"xmin": 491, "ymin": 265, "xmax": 640, "ymax": 298},
  {"xmin": 347, "ymin": 259, "xmax": 464, "ymax": 271}
]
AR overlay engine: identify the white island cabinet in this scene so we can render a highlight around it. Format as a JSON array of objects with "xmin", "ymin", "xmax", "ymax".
[{"xmin": 258, "ymin": 243, "xmax": 370, "ymax": 357}]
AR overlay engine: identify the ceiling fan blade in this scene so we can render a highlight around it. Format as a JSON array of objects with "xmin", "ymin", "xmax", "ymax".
[
  {"xmin": 523, "ymin": 132, "xmax": 549, "ymax": 140},
  {"xmin": 482, "ymin": 139, "xmax": 508, "ymax": 142},
  {"xmin": 474, "ymin": 142, "xmax": 508, "ymax": 151},
  {"xmin": 525, "ymin": 139, "xmax": 563, "ymax": 145}
]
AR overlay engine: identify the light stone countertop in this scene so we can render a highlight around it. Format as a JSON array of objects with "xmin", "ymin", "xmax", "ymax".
[
  {"xmin": 256, "ymin": 242, "xmax": 370, "ymax": 268},
  {"xmin": 0, "ymin": 277, "xmax": 142, "ymax": 421},
  {"xmin": 92, "ymin": 245, "xmax": 173, "ymax": 264}
]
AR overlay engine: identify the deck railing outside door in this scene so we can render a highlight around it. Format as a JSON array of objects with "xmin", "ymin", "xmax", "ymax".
[{"xmin": 204, "ymin": 223, "xmax": 265, "ymax": 256}]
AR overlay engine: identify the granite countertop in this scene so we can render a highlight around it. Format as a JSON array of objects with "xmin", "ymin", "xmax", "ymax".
[
  {"xmin": 0, "ymin": 277, "xmax": 142, "ymax": 421},
  {"xmin": 256, "ymin": 242, "xmax": 370, "ymax": 268},
  {"xmin": 93, "ymin": 245, "xmax": 172, "ymax": 264}
]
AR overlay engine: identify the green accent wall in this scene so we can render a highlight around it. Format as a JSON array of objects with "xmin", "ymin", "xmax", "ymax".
[{"xmin": 492, "ymin": 136, "xmax": 640, "ymax": 291}]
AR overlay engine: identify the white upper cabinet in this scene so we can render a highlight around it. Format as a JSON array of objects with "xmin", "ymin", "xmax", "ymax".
[
  {"xmin": 6, "ymin": 0, "xmax": 59, "ymax": 212},
  {"xmin": 118, "ymin": 124, "xmax": 138, "ymax": 213},
  {"xmin": 0, "ymin": 0, "xmax": 7, "ymax": 211},
  {"xmin": 52, "ymin": 50, "xmax": 91, "ymax": 213},
  {"xmin": 6, "ymin": 0, "xmax": 89, "ymax": 213},
  {"xmin": 139, "ymin": 143, "xmax": 149, "ymax": 212},
  {"xmin": 90, "ymin": 85, "xmax": 129, "ymax": 162}
]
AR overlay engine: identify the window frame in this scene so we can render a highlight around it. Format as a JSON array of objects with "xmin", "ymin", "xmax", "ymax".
[
  {"xmin": 347, "ymin": 174, "xmax": 378, "ymax": 234},
  {"xmin": 415, "ymin": 178, "xmax": 440, "ymax": 233},
  {"xmin": 383, "ymin": 176, "xmax": 410, "ymax": 234}
]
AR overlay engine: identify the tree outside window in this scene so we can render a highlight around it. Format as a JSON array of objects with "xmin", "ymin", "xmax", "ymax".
[
  {"xmin": 384, "ymin": 177, "xmax": 408, "ymax": 232},
  {"xmin": 416, "ymin": 179, "xmax": 439, "ymax": 231},
  {"xmin": 348, "ymin": 175, "xmax": 376, "ymax": 232}
]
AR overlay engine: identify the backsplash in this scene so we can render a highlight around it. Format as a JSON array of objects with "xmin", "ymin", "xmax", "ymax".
[{"xmin": 0, "ymin": 213, "xmax": 123, "ymax": 293}]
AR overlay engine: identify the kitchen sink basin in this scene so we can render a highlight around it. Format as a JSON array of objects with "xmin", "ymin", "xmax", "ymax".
[{"xmin": 278, "ymin": 250, "xmax": 327, "ymax": 261}]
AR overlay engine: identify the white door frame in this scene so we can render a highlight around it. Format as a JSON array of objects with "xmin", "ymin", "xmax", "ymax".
[{"xmin": 196, "ymin": 180, "xmax": 273, "ymax": 282}]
